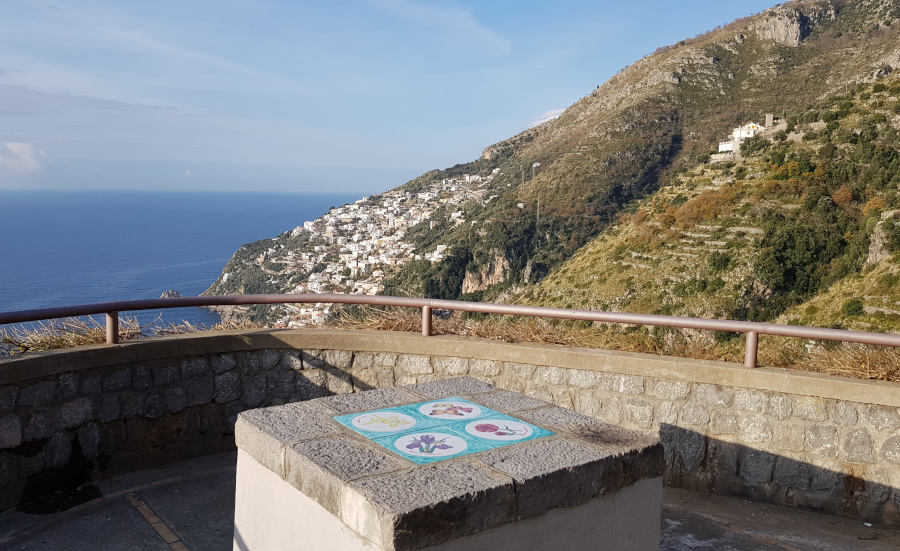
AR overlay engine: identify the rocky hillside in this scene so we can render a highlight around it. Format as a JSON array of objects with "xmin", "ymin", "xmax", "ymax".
[
  {"xmin": 381, "ymin": 0, "xmax": 900, "ymax": 303},
  {"xmin": 207, "ymin": 0, "xmax": 900, "ymax": 328},
  {"xmin": 520, "ymin": 73, "xmax": 900, "ymax": 333}
]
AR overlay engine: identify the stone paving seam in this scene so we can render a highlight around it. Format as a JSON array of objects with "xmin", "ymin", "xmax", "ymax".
[{"xmin": 127, "ymin": 492, "xmax": 191, "ymax": 550}]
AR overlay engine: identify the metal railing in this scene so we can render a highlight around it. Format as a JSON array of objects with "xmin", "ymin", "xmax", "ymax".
[{"xmin": 3, "ymin": 293, "xmax": 900, "ymax": 368}]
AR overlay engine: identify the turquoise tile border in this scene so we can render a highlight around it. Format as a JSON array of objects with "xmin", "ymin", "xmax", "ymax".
[
  {"xmin": 373, "ymin": 428, "xmax": 493, "ymax": 465},
  {"xmin": 445, "ymin": 414, "xmax": 555, "ymax": 450},
  {"xmin": 333, "ymin": 397, "xmax": 555, "ymax": 464},
  {"xmin": 333, "ymin": 406, "xmax": 439, "ymax": 438}
]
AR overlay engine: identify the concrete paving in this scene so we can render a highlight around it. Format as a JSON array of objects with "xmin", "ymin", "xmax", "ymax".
[{"xmin": 2, "ymin": 450, "xmax": 899, "ymax": 550}]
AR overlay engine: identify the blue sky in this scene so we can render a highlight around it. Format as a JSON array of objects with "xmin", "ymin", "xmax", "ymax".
[{"xmin": 0, "ymin": 0, "xmax": 777, "ymax": 194}]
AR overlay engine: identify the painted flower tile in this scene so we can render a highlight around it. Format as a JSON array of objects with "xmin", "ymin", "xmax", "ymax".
[{"xmin": 334, "ymin": 397, "xmax": 553, "ymax": 463}]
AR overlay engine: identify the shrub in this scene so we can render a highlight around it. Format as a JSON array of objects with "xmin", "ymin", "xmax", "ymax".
[{"xmin": 842, "ymin": 298, "xmax": 865, "ymax": 317}]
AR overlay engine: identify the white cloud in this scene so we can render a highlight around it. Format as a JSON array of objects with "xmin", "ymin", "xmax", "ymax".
[
  {"xmin": 371, "ymin": 0, "xmax": 511, "ymax": 55},
  {"xmin": 528, "ymin": 108, "xmax": 564, "ymax": 128},
  {"xmin": 0, "ymin": 142, "xmax": 42, "ymax": 175}
]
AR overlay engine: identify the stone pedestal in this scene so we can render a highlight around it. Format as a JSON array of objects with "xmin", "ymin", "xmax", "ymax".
[{"xmin": 233, "ymin": 377, "xmax": 664, "ymax": 551}]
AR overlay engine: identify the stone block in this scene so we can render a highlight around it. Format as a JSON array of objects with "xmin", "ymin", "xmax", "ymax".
[
  {"xmin": 152, "ymin": 365, "xmax": 180, "ymax": 387},
  {"xmin": 59, "ymin": 397, "xmax": 93, "ymax": 429},
  {"xmin": 215, "ymin": 371, "xmax": 241, "ymax": 403},
  {"xmin": 316, "ymin": 387, "xmax": 420, "ymax": 414},
  {"xmin": 829, "ymin": 401, "xmax": 858, "ymax": 426},
  {"xmin": 793, "ymin": 397, "xmax": 828, "ymax": 422},
  {"xmin": 0, "ymin": 414, "xmax": 22, "ymax": 449},
  {"xmin": 351, "ymin": 367, "xmax": 395, "ymax": 390},
  {"xmin": 238, "ymin": 352, "xmax": 264, "ymax": 375},
  {"xmin": 773, "ymin": 456, "xmax": 810, "ymax": 490},
  {"xmin": 325, "ymin": 349, "xmax": 353, "ymax": 369},
  {"xmin": 470, "ymin": 359, "xmax": 501, "ymax": 377},
  {"xmin": 573, "ymin": 389, "xmax": 601, "ymax": 418},
  {"xmin": 102, "ymin": 367, "xmax": 132, "ymax": 391},
  {"xmin": 843, "ymin": 428, "xmax": 874, "ymax": 463},
  {"xmin": 772, "ymin": 423, "xmax": 806, "ymax": 452},
  {"xmin": 44, "ymin": 432, "xmax": 72, "ymax": 469},
  {"xmin": 145, "ymin": 389, "xmax": 166, "ymax": 418},
  {"xmin": 694, "ymin": 384, "xmax": 733, "ymax": 407},
  {"xmin": 503, "ymin": 362, "xmax": 536, "ymax": 379},
  {"xmin": 806, "ymin": 425, "xmax": 839, "ymax": 458},
  {"xmin": 881, "ymin": 436, "xmax": 900, "ymax": 465},
  {"xmin": 470, "ymin": 438, "xmax": 612, "ymax": 518},
  {"xmin": 285, "ymin": 436, "xmax": 407, "ymax": 514},
  {"xmin": 624, "ymin": 398, "xmax": 654, "ymax": 428},
  {"xmin": 351, "ymin": 353, "xmax": 375, "ymax": 369},
  {"xmin": 473, "ymin": 390, "xmax": 550, "ymax": 415},
  {"xmin": 739, "ymin": 448, "xmax": 775, "ymax": 484},
  {"xmin": 345, "ymin": 459, "xmax": 517, "ymax": 550},
  {"xmin": 212, "ymin": 353, "xmax": 238, "ymax": 374},
  {"xmin": 568, "ymin": 369, "xmax": 604, "ymax": 389},
  {"xmin": 406, "ymin": 377, "xmax": 495, "ymax": 399},
  {"xmin": 738, "ymin": 413, "xmax": 771, "ymax": 443},
  {"xmin": 180, "ymin": 356, "xmax": 211, "ymax": 379},
  {"xmin": 267, "ymin": 371, "xmax": 295, "ymax": 398},
  {"xmin": 78, "ymin": 423, "xmax": 100, "ymax": 460},
  {"xmin": 132, "ymin": 366, "xmax": 152, "ymax": 390},
  {"xmin": 767, "ymin": 394, "xmax": 792, "ymax": 420},
  {"xmin": 296, "ymin": 370, "xmax": 330, "ymax": 401},
  {"xmin": 372, "ymin": 353, "xmax": 398, "ymax": 367},
  {"xmin": 734, "ymin": 389, "xmax": 767, "ymax": 412},
  {"xmin": 23, "ymin": 408, "xmax": 55, "ymax": 441},
  {"xmin": 645, "ymin": 379, "xmax": 691, "ymax": 400},
  {"xmin": 599, "ymin": 395, "xmax": 623, "ymax": 424},
  {"xmin": 0, "ymin": 386, "xmax": 17, "ymax": 411},
  {"xmin": 19, "ymin": 381, "xmax": 56, "ymax": 407},
  {"xmin": 549, "ymin": 386, "xmax": 574, "ymax": 409},
  {"xmin": 186, "ymin": 375, "xmax": 214, "ymax": 406},
  {"xmin": 534, "ymin": 366, "xmax": 568, "ymax": 386},
  {"xmin": 809, "ymin": 462, "xmax": 844, "ymax": 494},
  {"xmin": 119, "ymin": 391, "xmax": 147, "ymax": 419},
  {"xmin": 96, "ymin": 394, "xmax": 121, "ymax": 423},
  {"xmin": 601, "ymin": 373, "xmax": 644, "ymax": 394},
  {"xmin": 235, "ymin": 403, "xmax": 344, "ymax": 476},
  {"xmin": 80, "ymin": 375, "xmax": 101, "ymax": 395},
  {"xmin": 677, "ymin": 430, "xmax": 706, "ymax": 472},
  {"xmin": 324, "ymin": 370, "xmax": 354, "ymax": 395},
  {"xmin": 710, "ymin": 410, "xmax": 738, "ymax": 435},
  {"xmin": 396, "ymin": 354, "xmax": 433, "ymax": 376},
  {"xmin": 241, "ymin": 377, "xmax": 267, "ymax": 408},
  {"xmin": 280, "ymin": 350, "xmax": 304, "ymax": 371},
  {"xmin": 57, "ymin": 373, "xmax": 79, "ymax": 400},
  {"xmin": 164, "ymin": 385, "xmax": 187, "ymax": 413},
  {"xmin": 680, "ymin": 404, "xmax": 710, "ymax": 425},
  {"xmin": 656, "ymin": 402, "xmax": 679, "ymax": 425},
  {"xmin": 864, "ymin": 405, "xmax": 900, "ymax": 432},
  {"xmin": 259, "ymin": 349, "xmax": 282, "ymax": 370}
]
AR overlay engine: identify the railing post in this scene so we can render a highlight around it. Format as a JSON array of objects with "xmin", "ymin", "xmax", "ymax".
[
  {"xmin": 422, "ymin": 305, "xmax": 432, "ymax": 337},
  {"xmin": 744, "ymin": 331, "xmax": 759, "ymax": 368},
  {"xmin": 106, "ymin": 311, "xmax": 119, "ymax": 344}
]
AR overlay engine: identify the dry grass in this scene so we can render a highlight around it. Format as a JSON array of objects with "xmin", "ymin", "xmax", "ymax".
[
  {"xmin": 0, "ymin": 316, "xmax": 260, "ymax": 357},
  {"xmin": 329, "ymin": 306, "xmax": 900, "ymax": 383}
]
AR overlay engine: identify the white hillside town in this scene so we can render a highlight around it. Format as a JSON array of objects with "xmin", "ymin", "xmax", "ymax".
[{"xmin": 216, "ymin": 171, "xmax": 501, "ymax": 328}]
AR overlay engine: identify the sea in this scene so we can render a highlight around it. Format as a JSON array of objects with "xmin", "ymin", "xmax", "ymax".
[{"xmin": 0, "ymin": 190, "xmax": 361, "ymax": 329}]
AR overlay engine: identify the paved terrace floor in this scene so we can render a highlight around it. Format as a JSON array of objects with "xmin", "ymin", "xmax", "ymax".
[{"xmin": 1, "ymin": 451, "xmax": 898, "ymax": 551}]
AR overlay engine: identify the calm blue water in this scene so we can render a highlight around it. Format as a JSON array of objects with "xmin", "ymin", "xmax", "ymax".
[{"xmin": 0, "ymin": 190, "xmax": 359, "ymax": 328}]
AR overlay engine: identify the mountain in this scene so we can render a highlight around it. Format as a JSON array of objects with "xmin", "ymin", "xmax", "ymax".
[
  {"xmin": 206, "ymin": 0, "xmax": 900, "ymax": 328},
  {"xmin": 381, "ymin": 0, "xmax": 900, "ymax": 304}
]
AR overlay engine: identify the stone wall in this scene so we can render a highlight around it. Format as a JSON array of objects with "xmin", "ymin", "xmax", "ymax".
[{"xmin": 3, "ymin": 329, "xmax": 900, "ymax": 524}]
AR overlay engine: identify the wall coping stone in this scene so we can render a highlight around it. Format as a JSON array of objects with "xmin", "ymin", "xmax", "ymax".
[{"xmin": 4, "ymin": 328, "xmax": 900, "ymax": 409}]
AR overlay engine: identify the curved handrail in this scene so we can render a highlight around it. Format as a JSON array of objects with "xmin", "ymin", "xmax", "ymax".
[{"xmin": 3, "ymin": 293, "xmax": 900, "ymax": 368}]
